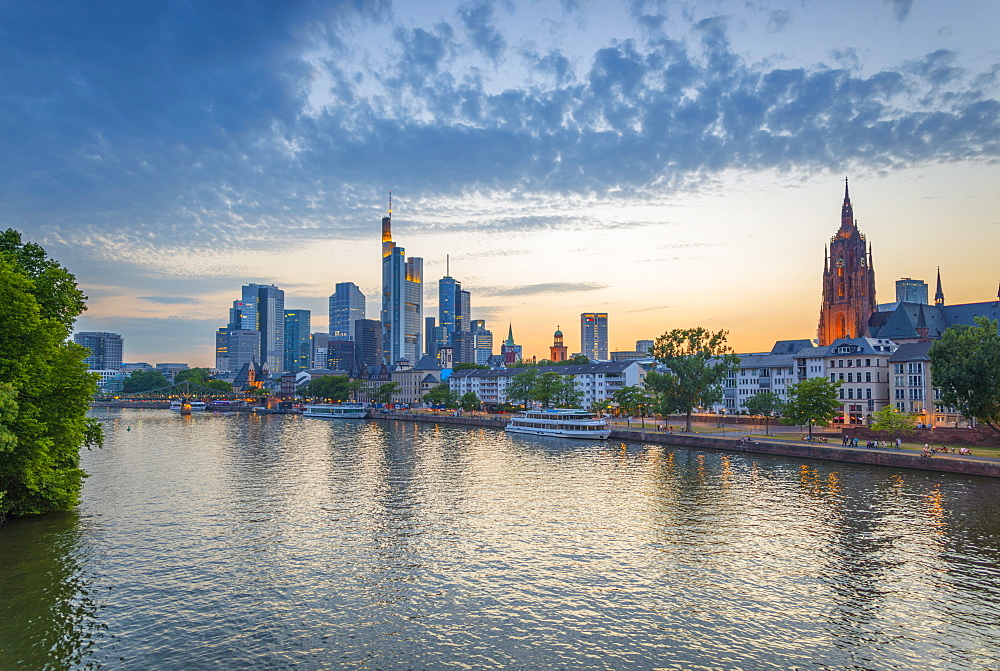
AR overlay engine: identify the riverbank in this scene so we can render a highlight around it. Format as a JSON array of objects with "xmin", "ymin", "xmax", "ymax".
[{"xmin": 371, "ymin": 411, "xmax": 1000, "ymax": 479}]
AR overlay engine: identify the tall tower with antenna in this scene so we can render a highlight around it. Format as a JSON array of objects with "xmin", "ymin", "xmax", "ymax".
[{"xmin": 380, "ymin": 192, "xmax": 423, "ymax": 365}]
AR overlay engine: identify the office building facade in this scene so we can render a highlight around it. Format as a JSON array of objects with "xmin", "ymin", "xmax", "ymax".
[
  {"xmin": 580, "ymin": 313, "xmax": 609, "ymax": 361},
  {"xmin": 283, "ymin": 309, "xmax": 312, "ymax": 374},
  {"xmin": 381, "ymin": 201, "xmax": 423, "ymax": 364},
  {"xmin": 330, "ymin": 282, "xmax": 365, "ymax": 340},
  {"xmin": 241, "ymin": 283, "xmax": 286, "ymax": 373},
  {"xmin": 74, "ymin": 331, "xmax": 124, "ymax": 370}
]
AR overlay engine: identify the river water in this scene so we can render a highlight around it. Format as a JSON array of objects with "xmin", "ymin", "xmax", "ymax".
[{"xmin": 2, "ymin": 408, "xmax": 999, "ymax": 670}]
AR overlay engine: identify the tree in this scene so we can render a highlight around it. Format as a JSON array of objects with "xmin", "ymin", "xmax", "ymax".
[
  {"xmin": 121, "ymin": 369, "xmax": 170, "ymax": 393},
  {"xmin": 200, "ymin": 379, "xmax": 232, "ymax": 393},
  {"xmin": 0, "ymin": 231, "xmax": 102, "ymax": 519},
  {"xmin": 555, "ymin": 354, "xmax": 591, "ymax": 366},
  {"xmin": 646, "ymin": 327, "xmax": 741, "ymax": 432},
  {"xmin": 424, "ymin": 382, "xmax": 459, "ymax": 408},
  {"xmin": 744, "ymin": 391, "xmax": 784, "ymax": 436},
  {"xmin": 870, "ymin": 405, "xmax": 917, "ymax": 439},
  {"xmin": 368, "ymin": 382, "xmax": 399, "ymax": 406},
  {"xmin": 174, "ymin": 367, "xmax": 211, "ymax": 384},
  {"xmin": 306, "ymin": 375, "xmax": 353, "ymax": 401},
  {"xmin": 613, "ymin": 386, "xmax": 653, "ymax": 427},
  {"xmin": 531, "ymin": 372, "xmax": 567, "ymax": 408},
  {"xmin": 460, "ymin": 391, "xmax": 481, "ymax": 412},
  {"xmin": 930, "ymin": 316, "xmax": 1000, "ymax": 434},
  {"xmin": 783, "ymin": 377, "xmax": 842, "ymax": 438},
  {"xmin": 506, "ymin": 369, "xmax": 539, "ymax": 407},
  {"xmin": 553, "ymin": 376, "xmax": 584, "ymax": 408}
]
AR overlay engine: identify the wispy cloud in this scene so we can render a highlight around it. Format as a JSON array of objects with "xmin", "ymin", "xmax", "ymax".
[
  {"xmin": 478, "ymin": 281, "xmax": 608, "ymax": 297},
  {"xmin": 138, "ymin": 296, "xmax": 200, "ymax": 305}
]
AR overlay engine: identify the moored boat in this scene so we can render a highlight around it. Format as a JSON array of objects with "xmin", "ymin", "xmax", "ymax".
[
  {"xmin": 303, "ymin": 402, "xmax": 368, "ymax": 419},
  {"xmin": 170, "ymin": 400, "xmax": 208, "ymax": 412},
  {"xmin": 504, "ymin": 408, "xmax": 611, "ymax": 440}
]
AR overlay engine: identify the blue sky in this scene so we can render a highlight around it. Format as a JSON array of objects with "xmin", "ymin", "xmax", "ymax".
[{"xmin": 3, "ymin": 0, "xmax": 999, "ymax": 364}]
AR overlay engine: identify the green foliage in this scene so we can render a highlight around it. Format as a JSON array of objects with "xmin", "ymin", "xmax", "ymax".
[
  {"xmin": 200, "ymin": 379, "xmax": 232, "ymax": 393},
  {"xmin": 368, "ymin": 382, "xmax": 399, "ymax": 406},
  {"xmin": 306, "ymin": 375, "xmax": 354, "ymax": 401},
  {"xmin": 646, "ymin": 327, "xmax": 741, "ymax": 431},
  {"xmin": 612, "ymin": 386, "xmax": 653, "ymax": 417},
  {"xmin": 174, "ymin": 367, "xmax": 211, "ymax": 384},
  {"xmin": 782, "ymin": 377, "xmax": 842, "ymax": 437},
  {"xmin": 558, "ymin": 354, "xmax": 591, "ymax": 366},
  {"xmin": 506, "ymin": 369, "xmax": 539, "ymax": 406},
  {"xmin": 870, "ymin": 405, "xmax": 918, "ymax": 437},
  {"xmin": 460, "ymin": 391, "xmax": 481, "ymax": 412},
  {"xmin": 744, "ymin": 391, "xmax": 784, "ymax": 435},
  {"xmin": 453, "ymin": 362, "xmax": 489, "ymax": 371},
  {"xmin": 530, "ymin": 371, "xmax": 582, "ymax": 408},
  {"xmin": 0, "ymin": 234, "xmax": 101, "ymax": 519},
  {"xmin": 424, "ymin": 382, "xmax": 459, "ymax": 408},
  {"xmin": 121, "ymin": 369, "xmax": 170, "ymax": 393},
  {"xmin": 930, "ymin": 317, "xmax": 1000, "ymax": 434}
]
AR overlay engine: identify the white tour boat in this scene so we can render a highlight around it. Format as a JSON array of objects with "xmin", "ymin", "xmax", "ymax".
[
  {"xmin": 504, "ymin": 408, "xmax": 611, "ymax": 440},
  {"xmin": 303, "ymin": 403, "xmax": 368, "ymax": 419},
  {"xmin": 170, "ymin": 400, "xmax": 207, "ymax": 412}
]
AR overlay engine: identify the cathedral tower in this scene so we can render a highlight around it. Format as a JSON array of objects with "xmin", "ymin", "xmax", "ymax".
[{"xmin": 817, "ymin": 179, "xmax": 877, "ymax": 345}]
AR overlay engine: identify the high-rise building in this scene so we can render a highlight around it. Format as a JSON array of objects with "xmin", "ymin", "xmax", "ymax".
[
  {"xmin": 425, "ymin": 316, "xmax": 448, "ymax": 358},
  {"xmin": 354, "ymin": 318, "xmax": 384, "ymax": 369},
  {"xmin": 549, "ymin": 327, "xmax": 568, "ymax": 362},
  {"xmin": 895, "ymin": 278, "xmax": 928, "ymax": 304},
  {"xmin": 439, "ymin": 275, "xmax": 459, "ymax": 334},
  {"xmin": 327, "ymin": 339, "xmax": 357, "ymax": 374},
  {"xmin": 74, "ymin": 332, "xmax": 124, "ymax": 370},
  {"xmin": 311, "ymin": 332, "xmax": 330, "ymax": 369},
  {"xmin": 241, "ymin": 283, "xmax": 285, "ymax": 373},
  {"xmin": 283, "ymin": 310, "xmax": 312, "ymax": 374},
  {"xmin": 636, "ymin": 339, "xmax": 654, "ymax": 355},
  {"xmin": 329, "ymin": 282, "xmax": 365, "ymax": 340},
  {"xmin": 580, "ymin": 313, "xmax": 609, "ymax": 360},
  {"xmin": 473, "ymin": 329, "xmax": 493, "ymax": 365},
  {"xmin": 381, "ymin": 197, "xmax": 423, "ymax": 364},
  {"xmin": 817, "ymin": 179, "xmax": 876, "ymax": 345},
  {"xmin": 216, "ymin": 328, "xmax": 260, "ymax": 375}
]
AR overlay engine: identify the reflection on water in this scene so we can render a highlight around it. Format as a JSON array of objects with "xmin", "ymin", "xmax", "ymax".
[{"xmin": 1, "ymin": 408, "xmax": 999, "ymax": 670}]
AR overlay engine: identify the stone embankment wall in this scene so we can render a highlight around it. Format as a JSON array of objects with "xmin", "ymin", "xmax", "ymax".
[
  {"xmin": 610, "ymin": 429, "xmax": 1000, "ymax": 478},
  {"xmin": 841, "ymin": 425, "xmax": 1000, "ymax": 448},
  {"xmin": 372, "ymin": 412, "xmax": 1000, "ymax": 479}
]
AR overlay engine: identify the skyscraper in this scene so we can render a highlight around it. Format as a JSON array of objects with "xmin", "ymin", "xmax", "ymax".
[
  {"xmin": 895, "ymin": 278, "xmax": 928, "ymax": 304},
  {"xmin": 216, "ymin": 327, "xmax": 260, "ymax": 375},
  {"xmin": 580, "ymin": 313, "xmax": 608, "ymax": 360},
  {"xmin": 381, "ymin": 196, "xmax": 423, "ymax": 364},
  {"xmin": 283, "ymin": 309, "xmax": 312, "ymax": 374},
  {"xmin": 241, "ymin": 283, "xmax": 286, "ymax": 373},
  {"xmin": 74, "ymin": 331, "xmax": 124, "ymax": 370},
  {"xmin": 817, "ymin": 179, "xmax": 876, "ymax": 345},
  {"xmin": 354, "ymin": 318, "xmax": 383, "ymax": 368},
  {"xmin": 329, "ymin": 282, "xmax": 365, "ymax": 340}
]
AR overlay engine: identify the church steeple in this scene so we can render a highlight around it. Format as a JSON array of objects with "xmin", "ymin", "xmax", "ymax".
[
  {"xmin": 935, "ymin": 266, "xmax": 945, "ymax": 306},
  {"xmin": 840, "ymin": 177, "xmax": 855, "ymax": 233}
]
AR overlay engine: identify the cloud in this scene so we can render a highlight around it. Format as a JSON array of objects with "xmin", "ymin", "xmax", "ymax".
[
  {"xmin": 458, "ymin": 0, "xmax": 506, "ymax": 63},
  {"xmin": 138, "ymin": 296, "xmax": 200, "ymax": 305},
  {"xmin": 767, "ymin": 10, "xmax": 792, "ymax": 33},
  {"xmin": 884, "ymin": 0, "xmax": 913, "ymax": 23},
  {"xmin": 1, "ymin": 0, "xmax": 998, "ymax": 262},
  {"xmin": 478, "ymin": 281, "xmax": 608, "ymax": 297}
]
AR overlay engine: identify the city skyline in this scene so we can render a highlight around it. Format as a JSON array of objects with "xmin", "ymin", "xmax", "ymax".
[{"xmin": 3, "ymin": 1, "xmax": 998, "ymax": 365}]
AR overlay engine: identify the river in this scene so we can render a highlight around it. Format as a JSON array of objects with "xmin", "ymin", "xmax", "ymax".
[{"xmin": 1, "ymin": 408, "xmax": 999, "ymax": 670}]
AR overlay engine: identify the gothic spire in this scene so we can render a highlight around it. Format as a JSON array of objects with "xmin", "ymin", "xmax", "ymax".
[
  {"xmin": 935, "ymin": 266, "xmax": 945, "ymax": 306},
  {"xmin": 840, "ymin": 177, "xmax": 854, "ymax": 230},
  {"xmin": 505, "ymin": 323, "xmax": 515, "ymax": 346}
]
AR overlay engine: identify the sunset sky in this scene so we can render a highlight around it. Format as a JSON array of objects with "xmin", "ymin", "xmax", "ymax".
[{"xmin": 3, "ymin": 0, "xmax": 998, "ymax": 366}]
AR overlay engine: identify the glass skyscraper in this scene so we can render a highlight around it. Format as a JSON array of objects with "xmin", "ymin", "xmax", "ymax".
[
  {"xmin": 381, "ymin": 201, "xmax": 423, "ymax": 365},
  {"xmin": 283, "ymin": 310, "xmax": 312, "ymax": 374},
  {"xmin": 329, "ymin": 282, "xmax": 365, "ymax": 340}
]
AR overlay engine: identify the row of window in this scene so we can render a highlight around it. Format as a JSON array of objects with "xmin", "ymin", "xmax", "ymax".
[
  {"xmin": 829, "ymin": 358, "xmax": 880, "ymax": 368},
  {"xmin": 838, "ymin": 388, "xmax": 873, "ymax": 400},
  {"xmin": 830, "ymin": 371, "xmax": 880, "ymax": 383}
]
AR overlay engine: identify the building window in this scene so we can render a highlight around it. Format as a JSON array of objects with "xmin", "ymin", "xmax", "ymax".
[
  {"xmin": 895, "ymin": 389, "xmax": 904, "ymax": 399},
  {"xmin": 894, "ymin": 364, "xmax": 903, "ymax": 374}
]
